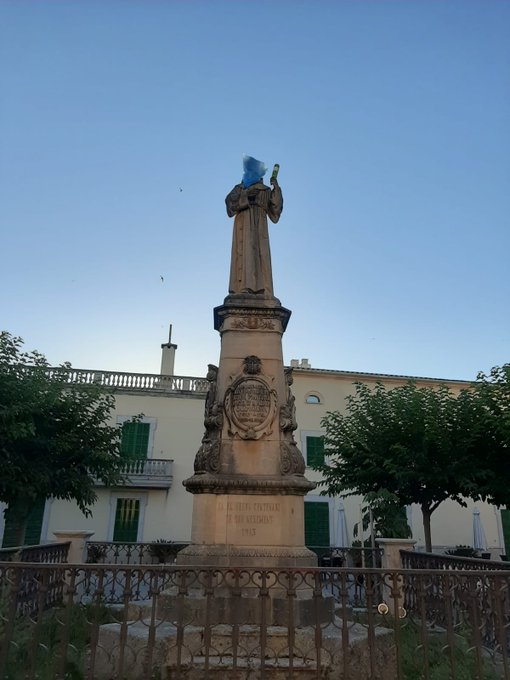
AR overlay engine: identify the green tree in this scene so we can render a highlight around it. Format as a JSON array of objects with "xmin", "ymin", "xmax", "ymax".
[
  {"xmin": 472, "ymin": 364, "xmax": 510, "ymax": 507},
  {"xmin": 315, "ymin": 381, "xmax": 484, "ymax": 552},
  {"xmin": 354, "ymin": 489, "xmax": 412, "ymax": 542},
  {"xmin": 0, "ymin": 332, "xmax": 124, "ymax": 546}
]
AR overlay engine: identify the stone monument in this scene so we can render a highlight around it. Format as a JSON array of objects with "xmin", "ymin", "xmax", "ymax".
[
  {"xmin": 177, "ymin": 158, "xmax": 317, "ymax": 575},
  {"xmin": 96, "ymin": 160, "xmax": 396, "ymax": 678}
]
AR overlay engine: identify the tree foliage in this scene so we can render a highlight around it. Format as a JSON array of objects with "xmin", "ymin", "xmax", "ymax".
[
  {"xmin": 0, "ymin": 331, "xmax": 124, "ymax": 545},
  {"xmin": 354, "ymin": 490, "xmax": 412, "ymax": 542},
  {"xmin": 315, "ymin": 380, "xmax": 487, "ymax": 552},
  {"xmin": 472, "ymin": 364, "xmax": 510, "ymax": 507}
]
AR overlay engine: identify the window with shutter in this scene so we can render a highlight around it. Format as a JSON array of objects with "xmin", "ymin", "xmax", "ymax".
[
  {"xmin": 306, "ymin": 436, "xmax": 325, "ymax": 467},
  {"xmin": 112, "ymin": 498, "xmax": 140, "ymax": 542},
  {"xmin": 304, "ymin": 501, "xmax": 330, "ymax": 548},
  {"xmin": 501, "ymin": 509, "xmax": 510, "ymax": 557},
  {"xmin": 120, "ymin": 422, "xmax": 150, "ymax": 459},
  {"xmin": 2, "ymin": 497, "xmax": 46, "ymax": 548}
]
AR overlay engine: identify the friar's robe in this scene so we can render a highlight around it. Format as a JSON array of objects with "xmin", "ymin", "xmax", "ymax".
[{"xmin": 225, "ymin": 181, "xmax": 283, "ymax": 297}]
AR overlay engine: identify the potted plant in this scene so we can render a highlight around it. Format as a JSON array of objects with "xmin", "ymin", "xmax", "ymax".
[
  {"xmin": 148, "ymin": 540, "xmax": 177, "ymax": 564},
  {"xmin": 445, "ymin": 545, "xmax": 480, "ymax": 559},
  {"xmin": 86, "ymin": 543, "xmax": 108, "ymax": 563}
]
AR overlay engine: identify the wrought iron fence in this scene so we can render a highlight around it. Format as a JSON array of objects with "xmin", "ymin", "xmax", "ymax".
[
  {"xmin": 309, "ymin": 546, "xmax": 384, "ymax": 569},
  {"xmin": 90, "ymin": 543, "xmax": 383, "ymax": 568},
  {"xmin": 402, "ymin": 568, "xmax": 510, "ymax": 653},
  {"xmin": 0, "ymin": 562, "xmax": 509, "ymax": 679},
  {"xmin": 401, "ymin": 549, "xmax": 510, "ymax": 571},
  {"xmin": 0, "ymin": 542, "xmax": 70, "ymax": 564},
  {"xmin": 86, "ymin": 541, "xmax": 190, "ymax": 565}
]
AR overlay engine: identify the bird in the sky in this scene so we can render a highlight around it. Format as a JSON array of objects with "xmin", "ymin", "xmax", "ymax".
[{"xmin": 160, "ymin": 276, "xmax": 164, "ymax": 283}]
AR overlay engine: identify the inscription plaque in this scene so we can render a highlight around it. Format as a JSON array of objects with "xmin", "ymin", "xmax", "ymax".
[
  {"xmin": 220, "ymin": 499, "xmax": 282, "ymax": 544},
  {"xmin": 232, "ymin": 380, "xmax": 271, "ymax": 426},
  {"xmin": 225, "ymin": 376, "xmax": 277, "ymax": 439}
]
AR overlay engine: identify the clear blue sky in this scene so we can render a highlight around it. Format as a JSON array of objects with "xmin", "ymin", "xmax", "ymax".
[{"xmin": 1, "ymin": 1, "xmax": 508, "ymax": 381}]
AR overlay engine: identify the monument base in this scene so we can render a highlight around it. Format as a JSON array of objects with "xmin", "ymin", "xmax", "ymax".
[
  {"xmin": 176, "ymin": 544, "xmax": 317, "ymax": 569},
  {"xmin": 157, "ymin": 567, "xmax": 333, "ymax": 628},
  {"xmin": 157, "ymin": 590, "xmax": 334, "ymax": 629},
  {"xmin": 168, "ymin": 536, "xmax": 326, "ymax": 631}
]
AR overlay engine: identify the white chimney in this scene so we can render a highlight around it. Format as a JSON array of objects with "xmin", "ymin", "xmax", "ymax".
[
  {"xmin": 290, "ymin": 359, "xmax": 299, "ymax": 368},
  {"xmin": 300, "ymin": 358, "xmax": 311, "ymax": 369},
  {"xmin": 160, "ymin": 325, "xmax": 178, "ymax": 376}
]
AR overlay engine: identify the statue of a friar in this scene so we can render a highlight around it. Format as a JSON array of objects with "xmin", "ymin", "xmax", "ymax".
[{"xmin": 225, "ymin": 156, "xmax": 283, "ymax": 298}]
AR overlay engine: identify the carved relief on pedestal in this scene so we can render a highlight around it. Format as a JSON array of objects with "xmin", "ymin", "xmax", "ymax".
[
  {"xmin": 194, "ymin": 439, "xmax": 221, "ymax": 474},
  {"xmin": 224, "ymin": 356, "xmax": 277, "ymax": 440},
  {"xmin": 279, "ymin": 367, "xmax": 306, "ymax": 475},
  {"xmin": 194, "ymin": 364, "xmax": 223, "ymax": 474},
  {"xmin": 231, "ymin": 316, "xmax": 276, "ymax": 331},
  {"xmin": 280, "ymin": 367, "xmax": 298, "ymax": 433},
  {"xmin": 279, "ymin": 441, "xmax": 305, "ymax": 475},
  {"xmin": 214, "ymin": 304, "xmax": 290, "ymax": 334}
]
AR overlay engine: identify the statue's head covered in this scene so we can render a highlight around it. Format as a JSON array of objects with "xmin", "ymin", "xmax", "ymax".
[{"xmin": 242, "ymin": 155, "xmax": 267, "ymax": 188}]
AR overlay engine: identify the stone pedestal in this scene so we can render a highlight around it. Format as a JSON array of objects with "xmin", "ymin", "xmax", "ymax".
[
  {"xmin": 175, "ymin": 294, "xmax": 320, "ymax": 628},
  {"xmin": 181, "ymin": 294, "xmax": 316, "ymax": 573},
  {"xmin": 178, "ymin": 495, "xmax": 314, "ymax": 568},
  {"xmin": 376, "ymin": 537, "xmax": 416, "ymax": 617},
  {"xmin": 157, "ymin": 578, "xmax": 333, "ymax": 629},
  {"xmin": 53, "ymin": 530, "xmax": 94, "ymax": 563}
]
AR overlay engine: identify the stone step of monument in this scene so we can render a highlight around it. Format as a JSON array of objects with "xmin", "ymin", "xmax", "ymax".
[
  {"xmin": 96, "ymin": 616, "xmax": 395, "ymax": 679},
  {"xmin": 96, "ymin": 619, "xmax": 328, "ymax": 679},
  {"xmin": 167, "ymin": 656, "xmax": 329, "ymax": 679},
  {"xmin": 118, "ymin": 600, "xmax": 354, "ymax": 623},
  {"xmin": 124, "ymin": 598, "xmax": 155, "ymax": 621}
]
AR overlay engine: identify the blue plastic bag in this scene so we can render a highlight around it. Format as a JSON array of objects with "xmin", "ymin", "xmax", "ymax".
[{"xmin": 241, "ymin": 155, "xmax": 267, "ymax": 188}]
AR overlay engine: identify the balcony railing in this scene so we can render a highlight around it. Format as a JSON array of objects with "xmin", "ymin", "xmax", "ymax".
[
  {"xmin": 42, "ymin": 367, "xmax": 209, "ymax": 395},
  {"xmin": 95, "ymin": 458, "xmax": 173, "ymax": 489}
]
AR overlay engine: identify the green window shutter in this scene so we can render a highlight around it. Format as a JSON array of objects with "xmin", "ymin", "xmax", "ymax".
[
  {"xmin": 501, "ymin": 509, "xmax": 510, "ymax": 556},
  {"xmin": 2, "ymin": 497, "xmax": 46, "ymax": 548},
  {"xmin": 113, "ymin": 498, "xmax": 140, "ymax": 542},
  {"xmin": 25, "ymin": 498, "xmax": 46, "ymax": 545},
  {"xmin": 306, "ymin": 436, "xmax": 324, "ymax": 467},
  {"xmin": 304, "ymin": 501, "xmax": 330, "ymax": 548},
  {"xmin": 120, "ymin": 422, "xmax": 150, "ymax": 459}
]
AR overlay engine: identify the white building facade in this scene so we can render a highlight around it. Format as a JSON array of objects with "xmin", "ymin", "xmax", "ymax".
[{"xmin": 1, "ymin": 344, "xmax": 505, "ymax": 558}]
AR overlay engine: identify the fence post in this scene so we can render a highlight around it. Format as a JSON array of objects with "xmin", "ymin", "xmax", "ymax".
[
  {"xmin": 376, "ymin": 538, "xmax": 416, "ymax": 617},
  {"xmin": 53, "ymin": 530, "xmax": 94, "ymax": 563}
]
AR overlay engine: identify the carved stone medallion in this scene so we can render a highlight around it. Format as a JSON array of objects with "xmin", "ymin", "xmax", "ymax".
[{"xmin": 225, "ymin": 375, "xmax": 277, "ymax": 440}]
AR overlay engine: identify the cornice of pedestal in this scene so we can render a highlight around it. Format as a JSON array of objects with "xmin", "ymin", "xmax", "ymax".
[
  {"xmin": 176, "ymin": 544, "xmax": 317, "ymax": 563},
  {"xmin": 183, "ymin": 473, "xmax": 316, "ymax": 496},
  {"xmin": 214, "ymin": 295, "xmax": 292, "ymax": 333}
]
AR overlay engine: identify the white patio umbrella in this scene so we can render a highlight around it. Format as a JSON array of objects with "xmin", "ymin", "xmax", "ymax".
[
  {"xmin": 335, "ymin": 503, "xmax": 349, "ymax": 547},
  {"xmin": 473, "ymin": 507, "xmax": 488, "ymax": 552}
]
